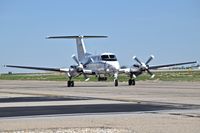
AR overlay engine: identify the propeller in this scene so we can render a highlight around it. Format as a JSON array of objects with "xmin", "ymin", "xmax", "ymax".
[
  {"xmin": 133, "ymin": 55, "xmax": 155, "ymax": 78},
  {"xmin": 71, "ymin": 54, "xmax": 90, "ymax": 81}
]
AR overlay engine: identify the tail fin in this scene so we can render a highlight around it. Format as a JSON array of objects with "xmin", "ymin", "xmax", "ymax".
[{"xmin": 47, "ymin": 35, "xmax": 107, "ymax": 61}]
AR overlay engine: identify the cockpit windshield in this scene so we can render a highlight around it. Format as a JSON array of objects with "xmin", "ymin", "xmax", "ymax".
[{"xmin": 101, "ymin": 54, "xmax": 117, "ymax": 61}]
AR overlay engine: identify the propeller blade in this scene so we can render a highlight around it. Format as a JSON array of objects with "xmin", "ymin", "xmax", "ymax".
[
  {"xmin": 132, "ymin": 74, "xmax": 136, "ymax": 79},
  {"xmin": 83, "ymin": 57, "xmax": 94, "ymax": 66},
  {"xmin": 74, "ymin": 72, "xmax": 82, "ymax": 78},
  {"xmin": 83, "ymin": 73, "xmax": 90, "ymax": 81},
  {"xmin": 145, "ymin": 55, "xmax": 154, "ymax": 65},
  {"xmin": 73, "ymin": 69, "xmax": 90, "ymax": 81},
  {"xmin": 146, "ymin": 69, "xmax": 155, "ymax": 78},
  {"xmin": 150, "ymin": 74, "xmax": 155, "ymax": 79},
  {"xmin": 71, "ymin": 55, "xmax": 80, "ymax": 65},
  {"xmin": 133, "ymin": 56, "xmax": 142, "ymax": 65}
]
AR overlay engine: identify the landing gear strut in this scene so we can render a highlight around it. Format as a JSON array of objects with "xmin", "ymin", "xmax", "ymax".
[
  {"xmin": 114, "ymin": 73, "xmax": 119, "ymax": 87},
  {"xmin": 114, "ymin": 79, "xmax": 118, "ymax": 87}
]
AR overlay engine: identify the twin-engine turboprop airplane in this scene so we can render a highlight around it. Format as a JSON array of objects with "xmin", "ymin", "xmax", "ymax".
[{"xmin": 6, "ymin": 35, "xmax": 197, "ymax": 87}]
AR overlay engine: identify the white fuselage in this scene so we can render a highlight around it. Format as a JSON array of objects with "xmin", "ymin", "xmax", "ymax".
[{"xmin": 83, "ymin": 53, "xmax": 120, "ymax": 76}]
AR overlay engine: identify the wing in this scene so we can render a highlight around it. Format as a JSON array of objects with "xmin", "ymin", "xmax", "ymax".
[
  {"xmin": 5, "ymin": 65, "xmax": 69, "ymax": 73},
  {"xmin": 119, "ymin": 61, "xmax": 197, "ymax": 75},
  {"xmin": 149, "ymin": 61, "xmax": 197, "ymax": 69},
  {"xmin": 119, "ymin": 68, "xmax": 132, "ymax": 74}
]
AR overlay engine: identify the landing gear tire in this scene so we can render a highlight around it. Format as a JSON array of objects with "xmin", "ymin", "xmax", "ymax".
[
  {"xmin": 67, "ymin": 81, "xmax": 74, "ymax": 87},
  {"xmin": 114, "ymin": 79, "xmax": 118, "ymax": 87},
  {"xmin": 132, "ymin": 79, "xmax": 135, "ymax": 85},
  {"xmin": 67, "ymin": 81, "xmax": 71, "ymax": 87},
  {"xmin": 71, "ymin": 81, "xmax": 74, "ymax": 87},
  {"xmin": 128, "ymin": 79, "xmax": 132, "ymax": 86},
  {"xmin": 128, "ymin": 79, "xmax": 135, "ymax": 86}
]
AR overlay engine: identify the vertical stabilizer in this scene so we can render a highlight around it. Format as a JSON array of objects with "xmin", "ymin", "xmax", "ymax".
[
  {"xmin": 47, "ymin": 35, "xmax": 108, "ymax": 62},
  {"xmin": 76, "ymin": 36, "xmax": 86, "ymax": 61}
]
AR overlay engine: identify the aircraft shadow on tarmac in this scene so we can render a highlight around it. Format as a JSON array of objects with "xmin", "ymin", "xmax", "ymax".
[
  {"xmin": 0, "ymin": 96, "xmax": 93, "ymax": 103},
  {"xmin": 0, "ymin": 96, "xmax": 199, "ymax": 118}
]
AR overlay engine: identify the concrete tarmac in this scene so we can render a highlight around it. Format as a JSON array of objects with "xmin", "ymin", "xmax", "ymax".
[{"xmin": 0, "ymin": 80, "xmax": 200, "ymax": 132}]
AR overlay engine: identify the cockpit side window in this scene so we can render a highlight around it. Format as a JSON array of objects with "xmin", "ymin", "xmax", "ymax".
[{"xmin": 101, "ymin": 54, "xmax": 117, "ymax": 61}]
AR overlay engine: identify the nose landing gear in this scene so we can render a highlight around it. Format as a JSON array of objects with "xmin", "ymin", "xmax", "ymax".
[
  {"xmin": 114, "ymin": 73, "xmax": 118, "ymax": 87},
  {"xmin": 114, "ymin": 79, "xmax": 118, "ymax": 86}
]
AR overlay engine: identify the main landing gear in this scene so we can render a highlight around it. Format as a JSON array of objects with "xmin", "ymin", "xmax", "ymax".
[
  {"xmin": 67, "ymin": 80, "xmax": 74, "ymax": 87},
  {"xmin": 114, "ymin": 79, "xmax": 118, "ymax": 87},
  {"xmin": 67, "ymin": 77, "xmax": 74, "ymax": 87},
  {"xmin": 128, "ymin": 79, "xmax": 135, "ymax": 86}
]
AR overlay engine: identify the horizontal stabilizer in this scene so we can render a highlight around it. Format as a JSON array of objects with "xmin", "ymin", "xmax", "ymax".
[{"xmin": 47, "ymin": 35, "xmax": 108, "ymax": 39}]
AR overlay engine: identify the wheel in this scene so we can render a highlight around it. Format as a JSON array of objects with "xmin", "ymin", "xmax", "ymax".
[
  {"xmin": 67, "ymin": 81, "xmax": 71, "ymax": 87},
  {"xmin": 128, "ymin": 79, "xmax": 132, "ymax": 85},
  {"xmin": 71, "ymin": 81, "xmax": 74, "ymax": 87},
  {"xmin": 132, "ymin": 79, "xmax": 135, "ymax": 85},
  {"xmin": 114, "ymin": 79, "xmax": 118, "ymax": 87},
  {"xmin": 67, "ymin": 81, "xmax": 74, "ymax": 87}
]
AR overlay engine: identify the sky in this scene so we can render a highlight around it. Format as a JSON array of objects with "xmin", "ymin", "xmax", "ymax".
[{"xmin": 0, "ymin": 0, "xmax": 200, "ymax": 73}]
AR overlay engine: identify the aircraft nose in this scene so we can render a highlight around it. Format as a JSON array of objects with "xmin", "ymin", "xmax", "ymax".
[
  {"xmin": 113, "ymin": 64, "xmax": 120, "ymax": 70},
  {"xmin": 107, "ymin": 62, "xmax": 120, "ymax": 71}
]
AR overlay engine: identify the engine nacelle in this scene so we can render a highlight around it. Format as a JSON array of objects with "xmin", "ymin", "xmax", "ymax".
[{"xmin": 67, "ymin": 67, "xmax": 79, "ymax": 77}]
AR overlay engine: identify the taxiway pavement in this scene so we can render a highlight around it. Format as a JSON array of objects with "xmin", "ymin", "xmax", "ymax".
[{"xmin": 0, "ymin": 80, "xmax": 200, "ymax": 133}]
